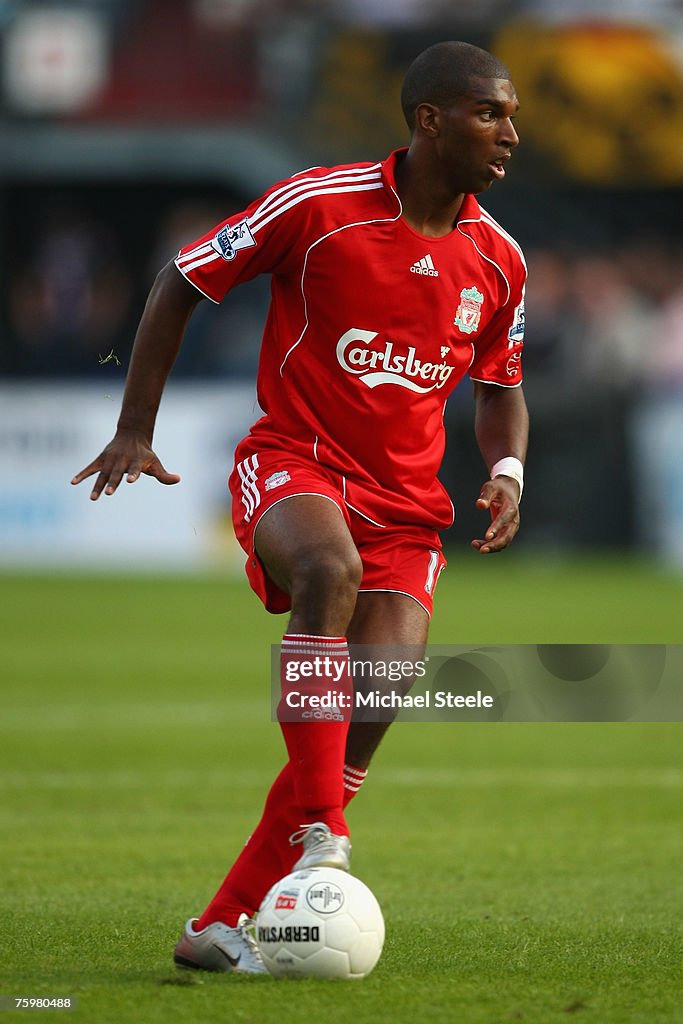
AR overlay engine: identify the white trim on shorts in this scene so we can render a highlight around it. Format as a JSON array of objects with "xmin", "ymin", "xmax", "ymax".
[
  {"xmin": 424, "ymin": 549, "xmax": 441, "ymax": 596},
  {"xmin": 357, "ymin": 588, "xmax": 432, "ymax": 619},
  {"xmin": 344, "ymin": 501, "xmax": 387, "ymax": 529}
]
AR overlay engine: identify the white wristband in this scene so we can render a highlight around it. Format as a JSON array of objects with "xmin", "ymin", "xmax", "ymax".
[{"xmin": 490, "ymin": 457, "xmax": 524, "ymax": 500}]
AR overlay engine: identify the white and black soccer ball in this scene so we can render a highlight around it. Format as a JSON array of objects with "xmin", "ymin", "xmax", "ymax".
[{"xmin": 255, "ymin": 867, "xmax": 384, "ymax": 979}]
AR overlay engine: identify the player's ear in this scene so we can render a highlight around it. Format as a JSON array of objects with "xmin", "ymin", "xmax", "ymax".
[{"xmin": 414, "ymin": 103, "xmax": 441, "ymax": 137}]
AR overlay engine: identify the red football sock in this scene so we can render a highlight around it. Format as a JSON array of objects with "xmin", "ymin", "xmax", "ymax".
[
  {"xmin": 194, "ymin": 636, "xmax": 355, "ymax": 929},
  {"xmin": 343, "ymin": 762, "xmax": 368, "ymax": 806},
  {"xmin": 278, "ymin": 634, "xmax": 352, "ymax": 836}
]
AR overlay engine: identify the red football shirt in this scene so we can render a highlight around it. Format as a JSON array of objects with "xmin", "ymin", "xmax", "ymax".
[{"xmin": 175, "ymin": 149, "xmax": 526, "ymax": 530}]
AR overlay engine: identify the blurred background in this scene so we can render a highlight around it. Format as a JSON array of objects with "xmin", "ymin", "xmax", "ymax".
[{"xmin": 1, "ymin": 0, "xmax": 682, "ymax": 571}]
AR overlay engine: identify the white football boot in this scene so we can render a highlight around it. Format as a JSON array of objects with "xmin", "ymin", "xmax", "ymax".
[
  {"xmin": 289, "ymin": 822, "xmax": 352, "ymax": 872},
  {"xmin": 174, "ymin": 914, "xmax": 267, "ymax": 974}
]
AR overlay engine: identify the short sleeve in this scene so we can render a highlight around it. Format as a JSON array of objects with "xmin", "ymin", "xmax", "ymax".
[{"xmin": 174, "ymin": 178, "xmax": 306, "ymax": 303}]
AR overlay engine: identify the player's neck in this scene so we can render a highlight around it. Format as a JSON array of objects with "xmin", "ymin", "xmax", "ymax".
[{"xmin": 394, "ymin": 150, "xmax": 465, "ymax": 238}]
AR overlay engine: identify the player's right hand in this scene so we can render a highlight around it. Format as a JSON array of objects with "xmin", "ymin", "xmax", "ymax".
[{"xmin": 70, "ymin": 431, "xmax": 181, "ymax": 501}]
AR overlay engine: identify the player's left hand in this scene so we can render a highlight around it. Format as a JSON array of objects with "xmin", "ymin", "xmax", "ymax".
[{"xmin": 471, "ymin": 477, "xmax": 520, "ymax": 554}]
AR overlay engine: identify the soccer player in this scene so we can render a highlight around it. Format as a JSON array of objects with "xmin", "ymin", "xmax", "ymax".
[{"xmin": 72, "ymin": 40, "xmax": 528, "ymax": 974}]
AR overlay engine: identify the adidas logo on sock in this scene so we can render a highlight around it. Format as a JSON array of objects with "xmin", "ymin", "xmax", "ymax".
[{"xmin": 410, "ymin": 254, "xmax": 439, "ymax": 277}]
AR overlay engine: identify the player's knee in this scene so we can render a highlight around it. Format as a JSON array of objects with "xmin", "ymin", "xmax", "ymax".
[{"xmin": 291, "ymin": 547, "xmax": 362, "ymax": 612}]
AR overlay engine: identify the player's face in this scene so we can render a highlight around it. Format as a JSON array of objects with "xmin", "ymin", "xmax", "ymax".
[{"xmin": 435, "ymin": 77, "xmax": 520, "ymax": 195}]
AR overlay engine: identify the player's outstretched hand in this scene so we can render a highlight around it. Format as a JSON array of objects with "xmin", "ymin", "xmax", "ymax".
[
  {"xmin": 70, "ymin": 431, "xmax": 181, "ymax": 501},
  {"xmin": 471, "ymin": 477, "xmax": 520, "ymax": 554}
]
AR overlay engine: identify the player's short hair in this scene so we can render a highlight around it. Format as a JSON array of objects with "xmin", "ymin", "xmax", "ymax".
[{"xmin": 401, "ymin": 41, "xmax": 512, "ymax": 131}]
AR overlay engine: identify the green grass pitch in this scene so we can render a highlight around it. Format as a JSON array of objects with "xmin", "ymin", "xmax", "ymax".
[{"xmin": 1, "ymin": 553, "xmax": 682, "ymax": 1023}]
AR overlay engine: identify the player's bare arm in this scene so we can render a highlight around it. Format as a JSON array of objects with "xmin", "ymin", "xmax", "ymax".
[
  {"xmin": 71, "ymin": 262, "xmax": 202, "ymax": 500},
  {"xmin": 471, "ymin": 381, "xmax": 528, "ymax": 553}
]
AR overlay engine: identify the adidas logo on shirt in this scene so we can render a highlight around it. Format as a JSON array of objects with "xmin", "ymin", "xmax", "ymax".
[{"xmin": 410, "ymin": 254, "xmax": 439, "ymax": 277}]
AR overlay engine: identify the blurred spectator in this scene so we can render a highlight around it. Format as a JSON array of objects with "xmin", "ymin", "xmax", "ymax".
[
  {"xmin": 631, "ymin": 267, "xmax": 683, "ymax": 565},
  {"xmin": 7, "ymin": 206, "xmax": 132, "ymax": 375},
  {"xmin": 617, "ymin": 240, "xmax": 683, "ymax": 308},
  {"xmin": 568, "ymin": 255, "xmax": 652, "ymax": 393},
  {"xmin": 256, "ymin": 0, "xmax": 331, "ymax": 120},
  {"xmin": 644, "ymin": 284, "xmax": 683, "ymax": 390}
]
